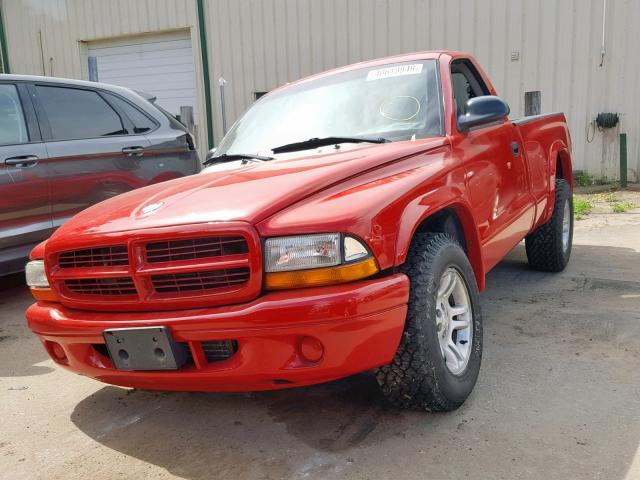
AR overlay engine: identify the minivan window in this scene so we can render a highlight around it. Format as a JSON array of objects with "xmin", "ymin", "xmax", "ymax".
[
  {"xmin": 36, "ymin": 85, "xmax": 127, "ymax": 141},
  {"xmin": 0, "ymin": 84, "xmax": 29, "ymax": 145},
  {"xmin": 104, "ymin": 93, "xmax": 157, "ymax": 133}
]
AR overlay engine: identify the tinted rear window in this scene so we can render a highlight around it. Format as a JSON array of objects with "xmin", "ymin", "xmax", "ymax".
[
  {"xmin": 104, "ymin": 93, "xmax": 157, "ymax": 133},
  {"xmin": 36, "ymin": 85, "xmax": 127, "ymax": 140}
]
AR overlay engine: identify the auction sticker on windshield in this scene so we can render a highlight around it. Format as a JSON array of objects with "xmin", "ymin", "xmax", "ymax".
[{"xmin": 366, "ymin": 64, "xmax": 424, "ymax": 81}]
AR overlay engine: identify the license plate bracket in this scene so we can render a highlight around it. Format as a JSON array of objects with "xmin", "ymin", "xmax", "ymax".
[{"xmin": 103, "ymin": 326, "xmax": 189, "ymax": 371}]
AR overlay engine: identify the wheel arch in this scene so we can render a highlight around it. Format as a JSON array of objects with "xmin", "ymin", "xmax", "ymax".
[
  {"xmin": 396, "ymin": 203, "xmax": 486, "ymax": 291},
  {"xmin": 549, "ymin": 141, "xmax": 573, "ymax": 190}
]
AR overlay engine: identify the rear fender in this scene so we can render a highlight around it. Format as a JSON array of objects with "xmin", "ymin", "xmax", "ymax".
[
  {"xmin": 540, "ymin": 141, "xmax": 572, "ymax": 226},
  {"xmin": 549, "ymin": 141, "xmax": 573, "ymax": 190}
]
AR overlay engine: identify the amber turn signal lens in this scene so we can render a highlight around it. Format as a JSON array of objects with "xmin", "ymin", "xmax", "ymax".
[
  {"xmin": 265, "ymin": 257, "xmax": 379, "ymax": 290},
  {"xmin": 30, "ymin": 287, "xmax": 59, "ymax": 302}
]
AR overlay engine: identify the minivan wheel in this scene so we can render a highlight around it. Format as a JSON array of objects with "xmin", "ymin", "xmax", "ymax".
[{"xmin": 376, "ymin": 233, "xmax": 483, "ymax": 411}]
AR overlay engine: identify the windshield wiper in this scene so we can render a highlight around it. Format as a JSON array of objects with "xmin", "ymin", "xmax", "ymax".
[
  {"xmin": 271, "ymin": 136, "xmax": 389, "ymax": 154},
  {"xmin": 204, "ymin": 153, "xmax": 274, "ymax": 166}
]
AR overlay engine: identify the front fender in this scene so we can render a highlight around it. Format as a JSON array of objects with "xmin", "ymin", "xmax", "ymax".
[
  {"xmin": 257, "ymin": 148, "xmax": 450, "ymax": 271},
  {"xmin": 394, "ymin": 177, "xmax": 486, "ymax": 291},
  {"xmin": 30, "ymin": 240, "xmax": 48, "ymax": 260},
  {"xmin": 258, "ymin": 145, "xmax": 486, "ymax": 290}
]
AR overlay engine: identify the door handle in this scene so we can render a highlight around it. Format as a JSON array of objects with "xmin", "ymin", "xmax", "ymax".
[
  {"xmin": 4, "ymin": 155, "xmax": 39, "ymax": 167},
  {"xmin": 510, "ymin": 141, "xmax": 520, "ymax": 157},
  {"xmin": 122, "ymin": 146, "xmax": 145, "ymax": 157}
]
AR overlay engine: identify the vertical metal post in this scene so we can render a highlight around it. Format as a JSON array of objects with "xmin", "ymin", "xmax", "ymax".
[
  {"xmin": 196, "ymin": 0, "xmax": 215, "ymax": 149},
  {"xmin": 524, "ymin": 91, "xmax": 541, "ymax": 116},
  {"xmin": 600, "ymin": 0, "xmax": 607, "ymax": 67},
  {"xmin": 0, "ymin": 3, "xmax": 10, "ymax": 73},
  {"xmin": 38, "ymin": 30, "xmax": 46, "ymax": 75},
  {"xmin": 180, "ymin": 106, "xmax": 196, "ymax": 138},
  {"xmin": 219, "ymin": 77, "xmax": 227, "ymax": 136},
  {"xmin": 88, "ymin": 56, "xmax": 98, "ymax": 81},
  {"xmin": 619, "ymin": 133, "xmax": 627, "ymax": 188}
]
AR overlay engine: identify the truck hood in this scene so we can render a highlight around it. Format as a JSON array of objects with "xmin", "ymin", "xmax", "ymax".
[{"xmin": 52, "ymin": 138, "xmax": 447, "ymax": 238}]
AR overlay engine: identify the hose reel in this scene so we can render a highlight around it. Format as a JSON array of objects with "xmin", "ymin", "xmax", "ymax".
[
  {"xmin": 587, "ymin": 112, "xmax": 620, "ymax": 142},
  {"xmin": 595, "ymin": 113, "xmax": 619, "ymax": 129}
]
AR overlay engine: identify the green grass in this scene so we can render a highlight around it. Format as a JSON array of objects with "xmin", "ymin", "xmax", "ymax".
[
  {"xmin": 611, "ymin": 201, "xmax": 636, "ymax": 213},
  {"xmin": 576, "ymin": 172, "xmax": 595, "ymax": 187},
  {"xmin": 573, "ymin": 196, "xmax": 593, "ymax": 220}
]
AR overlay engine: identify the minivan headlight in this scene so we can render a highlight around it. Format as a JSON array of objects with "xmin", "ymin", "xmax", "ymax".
[{"xmin": 264, "ymin": 234, "xmax": 378, "ymax": 289}]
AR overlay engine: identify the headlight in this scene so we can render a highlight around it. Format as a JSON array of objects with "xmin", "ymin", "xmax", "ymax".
[
  {"xmin": 25, "ymin": 260, "xmax": 58, "ymax": 302},
  {"xmin": 265, "ymin": 234, "xmax": 341, "ymax": 272},
  {"xmin": 25, "ymin": 260, "xmax": 49, "ymax": 288},
  {"xmin": 264, "ymin": 234, "xmax": 378, "ymax": 289},
  {"xmin": 344, "ymin": 236, "xmax": 370, "ymax": 262}
]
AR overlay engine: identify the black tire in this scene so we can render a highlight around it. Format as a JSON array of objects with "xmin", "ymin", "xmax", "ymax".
[
  {"xmin": 525, "ymin": 179, "xmax": 573, "ymax": 272},
  {"xmin": 376, "ymin": 233, "xmax": 483, "ymax": 411}
]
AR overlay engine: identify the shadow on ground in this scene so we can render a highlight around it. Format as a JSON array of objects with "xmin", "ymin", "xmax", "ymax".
[
  {"xmin": 71, "ymin": 373, "xmax": 414, "ymax": 479},
  {"xmin": 0, "ymin": 272, "xmax": 54, "ymax": 377},
  {"xmin": 65, "ymin": 243, "xmax": 640, "ymax": 479}
]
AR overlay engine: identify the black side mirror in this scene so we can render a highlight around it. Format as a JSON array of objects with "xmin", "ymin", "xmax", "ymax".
[{"xmin": 458, "ymin": 96, "xmax": 510, "ymax": 131}]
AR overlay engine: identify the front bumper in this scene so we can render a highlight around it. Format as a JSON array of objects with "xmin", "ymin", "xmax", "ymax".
[{"xmin": 26, "ymin": 274, "xmax": 409, "ymax": 391}]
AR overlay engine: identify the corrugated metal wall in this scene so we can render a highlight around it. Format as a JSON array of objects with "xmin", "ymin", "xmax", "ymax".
[
  {"xmin": 1, "ymin": 0, "xmax": 207, "ymax": 154},
  {"xmin": 2, "ymin": 0, "xmax": 639, "ymax": 180}
]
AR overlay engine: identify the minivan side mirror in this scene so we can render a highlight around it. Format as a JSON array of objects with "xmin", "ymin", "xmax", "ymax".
[{"xmin": 458, "ymin": 96, "xmax": 510, "ymax": 131}]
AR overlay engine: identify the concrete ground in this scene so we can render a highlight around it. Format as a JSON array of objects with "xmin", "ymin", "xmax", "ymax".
[{"xmin": 1, "ymin": 199, "xmax": 639, "ymax": 480}]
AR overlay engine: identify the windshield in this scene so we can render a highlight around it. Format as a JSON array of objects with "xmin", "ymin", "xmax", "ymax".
[{"xmin": 215, "ymin": 60, "xmax": 442, "ymax": 157}]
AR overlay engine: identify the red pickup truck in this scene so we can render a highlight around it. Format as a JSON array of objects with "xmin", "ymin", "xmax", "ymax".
[{"xmin": 25, "ymin": 51, "xmax": 573, "ymax": 411}]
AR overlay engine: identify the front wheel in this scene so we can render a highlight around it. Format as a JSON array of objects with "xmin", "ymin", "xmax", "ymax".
[
  {"xmin": 376, "ymin": 233, "xmax": 483, "ymax": 411},
  {"xmin": 525, "ymin": 179, "xmax": 573, "ymax": 272}
]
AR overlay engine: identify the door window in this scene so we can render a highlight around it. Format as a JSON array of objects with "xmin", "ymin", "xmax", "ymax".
[
  {"xmin": 35, "ymin": 85, "xmax": 127, "ymax": 140},
  {"xmin": 451, "ymin": 61, "xmax": 490, "ymax": 116},
  {"xmin": 0, "ymin": 85, "xmax": 29, "ymax": 145},
  {"xmin": 103, "ymin": 93, "xmax": 157, "ymax": 133}
]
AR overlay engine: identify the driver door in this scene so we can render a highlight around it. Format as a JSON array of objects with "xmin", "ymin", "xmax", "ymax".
[{"xmin": 452, "ymin": 60, "xmax": 531, "ymax": 271}]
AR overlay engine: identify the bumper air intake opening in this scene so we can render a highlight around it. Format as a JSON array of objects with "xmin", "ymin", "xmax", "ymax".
[
  {"xmin": 92, "ymin": 343, "xmax": 110, "ymax": 359},
  {"xmin": 201, "ymin": 340, "xmax": 238, "ymax": 363}
]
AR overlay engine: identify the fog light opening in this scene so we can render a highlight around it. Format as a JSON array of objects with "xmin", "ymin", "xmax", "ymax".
[
  {"xmin": 46, "ymin": 341, "xmax": 68, "ymax": 365},
  {"xmin": 299, "ymin": 336, "xmax": 324, "ymax": 363}
]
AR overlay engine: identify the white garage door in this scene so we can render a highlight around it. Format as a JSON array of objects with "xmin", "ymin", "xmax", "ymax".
[{"xmin": 88, "ymin": 31, "xmax": 197, "ymax": 119}]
